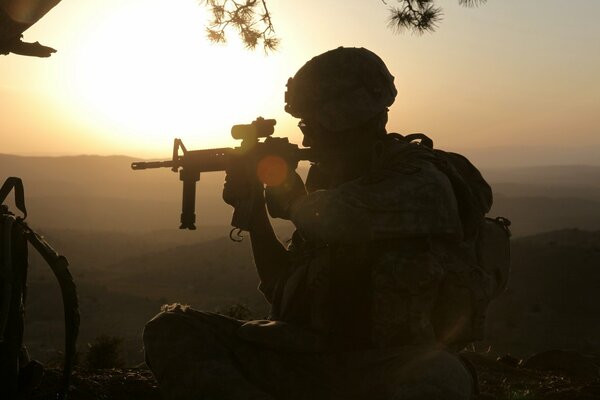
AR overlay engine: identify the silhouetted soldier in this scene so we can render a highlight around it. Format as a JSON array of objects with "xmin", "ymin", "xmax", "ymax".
[{"xmin": 144, "ymin": 47, "xmax": 503, "ymax": 400}]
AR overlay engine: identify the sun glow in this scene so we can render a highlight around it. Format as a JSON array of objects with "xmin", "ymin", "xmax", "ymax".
[{"xmin": 63, "ymin": 0, "xmax": 288, "ymax": 155}]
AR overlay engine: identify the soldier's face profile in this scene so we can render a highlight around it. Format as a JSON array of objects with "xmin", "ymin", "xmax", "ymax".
[
  {"xmin": 298, "ymin": 119, "xmax": 338, "ymax": 150},
  {"xmin": 298, "ymin": 119, "xmax": 316, "ymax": 148}
]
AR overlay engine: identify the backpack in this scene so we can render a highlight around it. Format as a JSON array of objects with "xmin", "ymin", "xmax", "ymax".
[
  {"xmin": 398, "ymin": 134, "xmax": 511, "ymax": 347},
  {"xmin": 0, "ymin": 177, "xmax": 80, "ymax": 400}
]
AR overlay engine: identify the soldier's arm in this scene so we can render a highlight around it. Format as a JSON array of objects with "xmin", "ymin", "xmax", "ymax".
[
  {"xmin": 288, "ymin": 161, "xmax": 462, "ymax": 244},
  {"xmin": 248, "ymin": 203, "xmax": 290, "ymax": 303},
  {"xmin": 224, "ymin": 161, "xmax": 291, "ymax": 303}
]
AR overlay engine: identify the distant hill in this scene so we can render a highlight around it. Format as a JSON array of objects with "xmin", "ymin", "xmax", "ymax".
[
  {"xmin": 485, "ymin": 229, "xmax": 600, "ymax": 357},
  {"xmin": 0, "ymin": 153, "xmax": 232, "ymax": 231},
  {"xmin": 24, "ymin": 235, "xmax": 278, "ymax": 365},
  {"xmin": 459, "ymin": 145, "xmax": 600, "ymax": 169},
  {"xmin": 490, "ymin": 194, "xmax": 600, "ymax": 237},
  {"xmin": 35, "ymin": 227, "xmax": 232, "ymax": 271},
  {"xmin": 97, "ymin": 227, "xmax": 600, "ymax": 358},
  {"xmin": 3, "ymin": 153, "xmax": 600, "ymax": 237},
  {"xmin": 8, "ymin": 154, "xmax": 599, "ymax": 367},
  {"xmin": 490, "ymin": 182, "xmax": 600, "ymax": 201},
  {"xmin": 23, "ymin": 228, "xmax": 600, "ymax": 365},
  {"xmin": 484, "ymin": 165, "xmax": 600, "ymax": 236},
  {"xmin": 24, "ymin": 279, "xmax": 160, "ymax": 365},
  {"xmin": 482, "ymin": 165, "xmax": 600, "ymax": 187},
  {"xmin": 97, "ymin": 236, "xmax": 272, "ymax": 313}
]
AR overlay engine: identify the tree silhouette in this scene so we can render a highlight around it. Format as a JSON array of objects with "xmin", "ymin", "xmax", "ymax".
[{"xmin": 201, "ymin": 0, "xmax": 487, "ymax": 52}]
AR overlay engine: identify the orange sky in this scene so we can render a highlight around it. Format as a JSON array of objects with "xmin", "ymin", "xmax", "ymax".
[{"xmin": 1, "ymin": 0, "xmax": 599, "ymax": 159}]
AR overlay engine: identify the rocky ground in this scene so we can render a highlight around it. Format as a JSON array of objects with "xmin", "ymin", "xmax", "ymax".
[
  {"xmin": 27, "ymin": 350, "xmax": 600, "ymax": 400},
  {"xmin": 462, "ymin": 351, "xmax": 600, "ymax": 400},
  {"xmin": 30, "ymin": 368, "xmax": 161, "ymax": 400}
]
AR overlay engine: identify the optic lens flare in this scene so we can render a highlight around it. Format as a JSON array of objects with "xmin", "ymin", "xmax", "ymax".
[{"xmin": 256, "ymin": 155, "xmax": 289, "ymax": 186}]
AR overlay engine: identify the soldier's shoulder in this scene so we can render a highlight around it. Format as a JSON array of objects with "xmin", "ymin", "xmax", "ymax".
[{"xmin": 345, "ymin": 141, "xmax": 455, "ymax": 208}]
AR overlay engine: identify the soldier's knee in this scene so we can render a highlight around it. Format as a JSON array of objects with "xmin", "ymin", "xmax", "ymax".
[
  {"xmin": 144, "ymin": 304, "xmax": 200, "ymax": 340},
  {"xmin": 144, "ymin": 311, "xmax": 180, "ymax": 346},
  {"xmin": 391, "ymin": 350, "xmax": 474, "ymax": 400},
  {"xmin": 143, "ymin": 311, "xmax": 183, "ymax": 366},
  {"xmin": 143, "ymin": 307, "xmax": 233, "ymax": 369},
  {"xmin": 144, "ymin": 306, "xmax": 201, "ymax": 358}
]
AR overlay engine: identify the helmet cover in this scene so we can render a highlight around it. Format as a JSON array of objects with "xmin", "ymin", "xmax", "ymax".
[{"xmin": 285, "ymin": 47, "xmax": 397, "ymax": 132}]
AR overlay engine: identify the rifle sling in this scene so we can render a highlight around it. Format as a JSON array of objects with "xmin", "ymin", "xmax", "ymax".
[{"xmin": 24, "ymin": 224, "xmax": 79, "ymax": 400}]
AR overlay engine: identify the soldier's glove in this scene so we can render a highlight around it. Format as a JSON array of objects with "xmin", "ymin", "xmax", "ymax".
[
  {"xmin": 222, "ymin": 157, "xmax": 264, "ymax": 209},
  {"xmin": 265, "ymin": 171, "xmax": 307, "ymax": 220}
]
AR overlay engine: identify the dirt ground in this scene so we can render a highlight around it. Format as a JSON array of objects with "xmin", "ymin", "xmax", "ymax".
[{"xmin": 29, "ymin": 352, "xmax": 600, "ymax": 400}]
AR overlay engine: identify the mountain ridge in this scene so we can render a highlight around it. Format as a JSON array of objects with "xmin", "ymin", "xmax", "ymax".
[{"xmin": 3, "ymin": 154, "xmax": 600, "ymax": 236}]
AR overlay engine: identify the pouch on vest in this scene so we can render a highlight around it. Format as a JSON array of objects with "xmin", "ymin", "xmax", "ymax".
[{"xmin": 398, "ymin": 134, "xmax": 511, "ymax": 347}]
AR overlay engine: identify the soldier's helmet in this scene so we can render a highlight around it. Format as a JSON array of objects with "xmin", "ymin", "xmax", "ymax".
[{"xmin": 285, "ymin": 47, "xmax": 397, "ymax": 133}]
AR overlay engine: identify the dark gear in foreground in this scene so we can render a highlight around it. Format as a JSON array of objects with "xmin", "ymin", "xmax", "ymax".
[
  {"xmin": 0, "ymin": 0, "xmax": 62, "ymax": 57},
  {"xmin": 143, "ymin": 47, "xmax": 510, "ymax": 400},
  {"xmin": 0, "ymin": 177, "xmax": 80, "ymax": 400},
  {"xmin": 145, "ymin": 304, "xmax": 474, "ymax": 400}
]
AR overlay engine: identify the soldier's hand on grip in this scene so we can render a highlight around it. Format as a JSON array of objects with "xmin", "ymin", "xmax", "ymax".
[
  {"xmin": 265, "ymin": 171, "xmax": 307, "ymax": 220},
  {"xmin": 222, "ymin": 157, "xmax": 264, "ymax": 208}
]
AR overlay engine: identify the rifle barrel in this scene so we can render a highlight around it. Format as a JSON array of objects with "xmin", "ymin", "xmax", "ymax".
[
  {"xmin": 131, "ymin": 160, "xmax": 175, "ymax": 170},
  {"xmin": 131, "ymin": 145, "xmax": 316, "ymax": 172}
]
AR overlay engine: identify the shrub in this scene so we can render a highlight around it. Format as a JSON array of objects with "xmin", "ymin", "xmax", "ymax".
[
  {"xmin": 219, "ymin": 303, "xmax": 253, "ymax": 320},
  {"xmin": 85, "ymin": 335, "xmax": 125, "ymax": 370}
]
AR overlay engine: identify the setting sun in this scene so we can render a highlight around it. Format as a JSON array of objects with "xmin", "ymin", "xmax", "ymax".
[
  {"xmin": 57, "ymin": 0, "xmax": 294, "ymax": 155},
  {"xmin": 1, "ymin": 0, "xmax": 598, "ymax": 161}
]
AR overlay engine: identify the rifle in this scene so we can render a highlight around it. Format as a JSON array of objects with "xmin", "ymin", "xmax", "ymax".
[{"xmin": 131, "ymin": 117, "xmax": 316, "ymax": 232}]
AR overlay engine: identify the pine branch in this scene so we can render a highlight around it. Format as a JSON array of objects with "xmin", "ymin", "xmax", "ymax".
[
  {"xmin": 201, "ymin": 0, "xmax": 279, "ymax": 52},
  {"xmin": 199, "ymin": 0, "xmax": 489, "ymax": 51},
  {"xmin": 458, "ymin": 0, "xmax": 487, "ymax": 7},
  {"xmin": 387, "ymin": 0, "xmax": 443, "ymax": 35},
  {"xmin": 386, "ymin": 0, "xmax": 488, "ymax": 34}
]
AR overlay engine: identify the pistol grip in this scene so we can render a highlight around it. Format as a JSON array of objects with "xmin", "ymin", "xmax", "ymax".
[
  {"xmin": 230, "ymin": 179, "xmax": 264, "ymax": 232},
  {"xmin": 231, "ymin": 196, "xmax": 256, "ymax": 232}
]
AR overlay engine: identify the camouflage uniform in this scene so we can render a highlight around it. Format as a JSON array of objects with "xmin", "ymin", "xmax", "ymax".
[
  {"xmin": 143, "ymin": 138, "xmax": 480, "ymax": 399},
  {"xmin": 144, "ymin": 309, "xmax": 473, "ymax": 400},
  {"xmin": 144, "ymin": 48, "xmax": 491, "ymax": 400}
]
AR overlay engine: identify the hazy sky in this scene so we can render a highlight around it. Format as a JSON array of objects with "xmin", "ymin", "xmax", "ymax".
[{"xmin": 1, "ymin": 0, "xmax": 599, "ymax": 158}]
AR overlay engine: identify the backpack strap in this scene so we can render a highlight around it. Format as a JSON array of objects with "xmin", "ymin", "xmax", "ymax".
[
  {"xmin": 24, "ymin": 225, "xmax": 79, "ymax": 400},
  {"xmin": 390, "ymin": 133, "xmax": 491, "ymax": 240},
  {"xmin": 403, "ymin": 133, "xmax": 434, "ymax": 149},
  {"xmin": 0, "ymin": 178, "xmax": 27, "ymax": 220}
]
